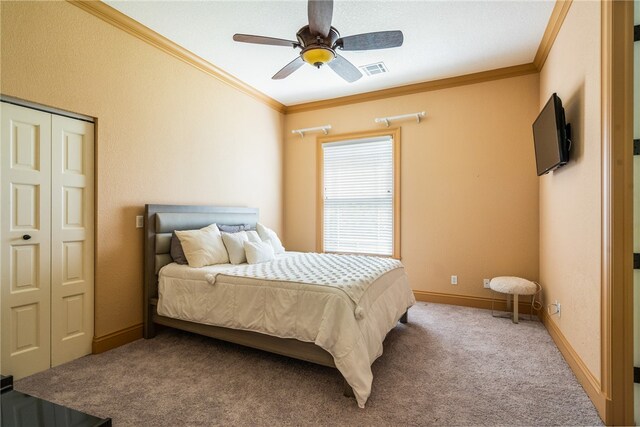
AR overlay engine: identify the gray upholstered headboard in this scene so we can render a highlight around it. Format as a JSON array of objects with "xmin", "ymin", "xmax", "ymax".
[{"xmin": 143, "ymin": 204, "xmax": 259, "ymax": 338}]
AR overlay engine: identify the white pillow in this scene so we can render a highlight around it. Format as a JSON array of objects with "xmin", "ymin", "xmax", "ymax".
[
  {"xmin": 175, "ymin": 224, "xmax": 229, "ymax": 267},
  {"xmin": 244, "ymin": 240, "xmax": 275, "ymax": 264},
  {"xmin": 221, "ymin": 231, "xmax": 249, "ymax": 265},
  {"xmin": 246, "ymin": 230, "xmax": 262, "ymax": 243},
  {"xmin": 256, "ymin": 223, "xmax": 285, "ymax": 254}
]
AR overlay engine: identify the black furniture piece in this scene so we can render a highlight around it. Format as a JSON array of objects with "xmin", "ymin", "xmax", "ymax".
[
  {"xmin": 0, "ymin": 375, "xmax": 111, "ymax": 427},
  {"xmin": 0, "ymin": 376, "xmax": 12, "ymax": 394}
]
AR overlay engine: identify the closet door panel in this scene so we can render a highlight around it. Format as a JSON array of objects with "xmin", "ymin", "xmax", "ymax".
[
  {"xmin": 51, "ymin": 115, "xmax": 94, "ymax": 367},
  {"xmin": 1, "ymin": 102, "xmax": 52, "ymax": 379}
]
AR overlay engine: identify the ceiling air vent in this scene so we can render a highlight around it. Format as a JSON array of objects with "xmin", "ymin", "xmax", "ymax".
[{"xmin": 360, "ymin": 62, "xmax": 388, "ymax": 76}]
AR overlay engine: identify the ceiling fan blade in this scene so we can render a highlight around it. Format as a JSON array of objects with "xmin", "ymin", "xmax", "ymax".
[
  {"xmin": 327, "ymin": 54, "xmax": 362, "ymax": 83},
  {"xmin": 308, "ymin": 0, "xmax": 333, "ymax": 37},
  {"xmin": 233, "ymin": 33, "xmax": 298, "ymax": 48},
  {"xmin": 272, "ymin": 56, "xmax": 305, "ymax": 80},
  {"xmin": 336, "ymin": 31, "xmax": 404, "ymax": 51}
]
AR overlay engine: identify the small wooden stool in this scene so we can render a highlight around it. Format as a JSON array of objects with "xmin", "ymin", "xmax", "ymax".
[{"xmin": 489, "ymin": 276, "xmax": 538, "ymax": 323}]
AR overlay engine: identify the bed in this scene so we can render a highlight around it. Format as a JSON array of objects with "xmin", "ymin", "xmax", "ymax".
[{"xmin": 143, "ymin": 204, "xmax": 415, "ymax": 407}]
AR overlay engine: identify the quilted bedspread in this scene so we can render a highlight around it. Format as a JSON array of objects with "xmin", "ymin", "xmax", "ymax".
[
  {"xmin": 157, "ymin": 252, "xmax": 415, "ymax": 408},
  {"xmin": 206, "ymin": 252, "xmax": 403, "ymax": 312}
]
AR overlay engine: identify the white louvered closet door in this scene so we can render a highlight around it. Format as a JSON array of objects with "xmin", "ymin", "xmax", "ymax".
[{"xmin": 1, "ymin": 102, "xmax": 94, "ymax": 379}]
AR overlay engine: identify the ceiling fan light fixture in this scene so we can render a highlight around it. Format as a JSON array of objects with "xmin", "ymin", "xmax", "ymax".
[
  {"xmin": 233, "ymin": 0, "xmax": 403, "ymax": 82},
  {"xmin": 301, "ymin": 47, "xmax": 335, "ymax": 67}
]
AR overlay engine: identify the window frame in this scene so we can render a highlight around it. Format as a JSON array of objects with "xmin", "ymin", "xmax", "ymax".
[{"xmin": 316, "ymin": 128, "xmax": 401, "ymax": 259}]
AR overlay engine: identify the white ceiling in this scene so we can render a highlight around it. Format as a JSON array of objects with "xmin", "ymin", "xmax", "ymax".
[{"xmin": 105, "ymin": 0, "xmax": 555, "ymax": 106}]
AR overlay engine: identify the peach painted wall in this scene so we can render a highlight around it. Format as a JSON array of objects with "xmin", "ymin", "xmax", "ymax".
[
  {"xmin": 539, "ymin": 0, "xmax": 602, "ymax": 381},
  {"xmin": 284, "ymin": 73, "xmax": 540, "ymax": 301},
  {"xmin": 0, "ymin": 1, "xmax": 284, "ymax": 338}
]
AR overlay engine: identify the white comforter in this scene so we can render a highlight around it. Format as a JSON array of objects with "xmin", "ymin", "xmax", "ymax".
[{"xmin": 157, "ymin": 252, "xmax": 415, "ymax": 408}]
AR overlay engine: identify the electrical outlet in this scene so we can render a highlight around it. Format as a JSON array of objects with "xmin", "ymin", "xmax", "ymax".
[
  {"xmin": 483, "ymin": 279, "xmax": 491, "ymax": 288},
  {"xmin": 450, "ymin": 275, "xmax": 458, "ymax": 285},
  {"xmin": 136, "ymin": 215, "xmax": 144, "ymax": 229},
  {"xmin": 548, "ymin": 300, "xmax": 561, "ymax": 317}
]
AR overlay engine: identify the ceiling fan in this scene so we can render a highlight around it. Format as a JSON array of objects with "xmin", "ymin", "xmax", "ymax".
[{"xmin": 232, "ymin": 0, "xmax": 404, "ymax": 83}]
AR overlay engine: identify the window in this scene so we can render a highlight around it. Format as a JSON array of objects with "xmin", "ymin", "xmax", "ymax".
[{"xmin": 318, "ymin": 129, "xmax": 400, "ymax": 258}]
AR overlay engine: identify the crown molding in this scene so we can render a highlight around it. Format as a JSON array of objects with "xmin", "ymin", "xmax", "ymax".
[
  {"xmin": 284, "ymin": 63, "xmax": 538, "ymax": 114},
  {"xmin": 533, "ymin": 0, "xmax": 573, "ymax": 71},
  {"xmin": 67, "ymin": 0, "xmax": 286, "ymax": 113},
  {"xmin": 68, "ymin": 0, "xmax": 569, "ymax": 116}
]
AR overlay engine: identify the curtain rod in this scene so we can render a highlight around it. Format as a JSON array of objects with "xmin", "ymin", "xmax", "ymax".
[
  {"xmin": 374, "ymin": 111, "xmax": 425, "ymax": 127},
  {"xmin": 291, "ymin": 125, "xmax": 332, "ymax": 138}
]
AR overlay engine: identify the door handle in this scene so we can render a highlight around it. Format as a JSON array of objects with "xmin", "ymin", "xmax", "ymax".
[{"xmin": 22, "ymin": 234, "xmax": 31, "ymax": 240}]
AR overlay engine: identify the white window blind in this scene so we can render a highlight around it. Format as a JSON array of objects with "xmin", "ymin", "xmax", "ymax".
[{"xmin": 322, "ymin": 136, "xmax": 394, "ymax": 256}]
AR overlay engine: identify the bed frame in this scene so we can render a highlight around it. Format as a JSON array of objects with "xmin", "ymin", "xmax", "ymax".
[{"xmin": 143, "ymin": 204, "xmax": 407, "ymax": 396}]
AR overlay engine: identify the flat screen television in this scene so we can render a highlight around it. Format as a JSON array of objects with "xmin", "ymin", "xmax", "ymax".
[{"xmin": 532, "ymin": 93, "xmax": 571, "ymax": 176}]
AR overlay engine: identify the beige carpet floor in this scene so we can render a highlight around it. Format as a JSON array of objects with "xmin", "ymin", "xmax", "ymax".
[{"xmin": 16, "ymin": 302, "xmax": 602, "ymax": 426}]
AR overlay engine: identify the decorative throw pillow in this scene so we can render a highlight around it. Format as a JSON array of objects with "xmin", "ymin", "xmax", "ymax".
[
  {"xmin": 256, "ymin": 223, "xmax": 285, "ymax": 254},
  {"xmin": 244, "ymin": 240, "xmax": 275, "ymax": 264},
  {"xmin": 221, "ymin": 231, "xmax": 249, "ymax": 265},
  {"xmin": 170, "ymin": 232, "xmax": 188, "ymax": 265},
  {"xmin": 218, "ymin": 224, "xmax": 253, "ymax": 233},
  {"xmin": 175, "ymin": 224, "xmax": 229, "ymax": 267},
  {"xmin": 246, "ymin": 230, "xmax": 262, "ymax": 243}
]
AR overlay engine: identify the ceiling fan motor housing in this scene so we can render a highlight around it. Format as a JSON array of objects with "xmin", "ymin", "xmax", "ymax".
[{"xmin": 297, "ymin": 26, "xmax": 340, "ymax": 67}]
